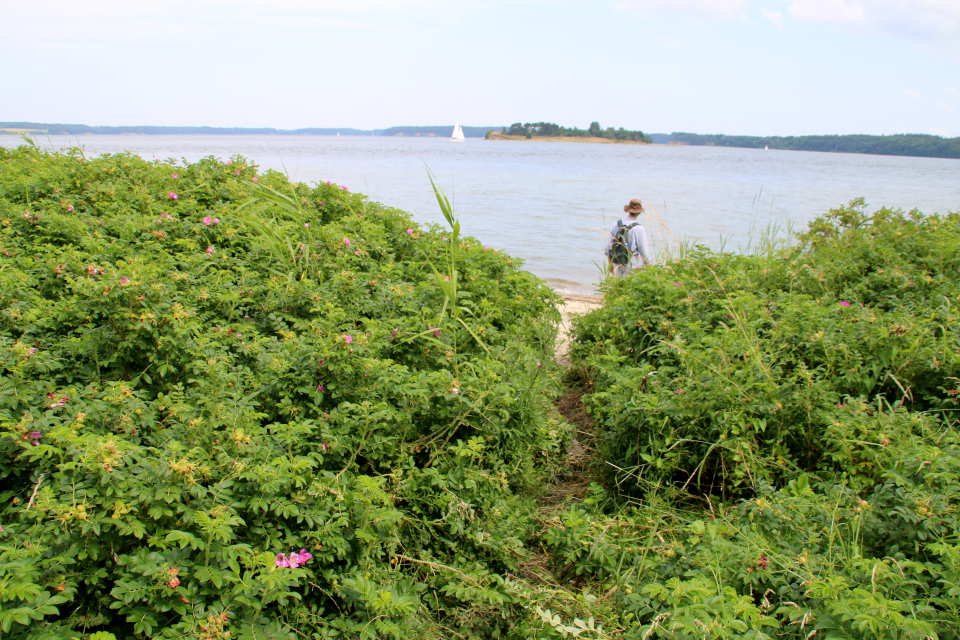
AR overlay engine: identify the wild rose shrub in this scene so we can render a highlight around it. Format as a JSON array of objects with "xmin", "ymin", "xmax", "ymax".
[
  {"xmin": 574, "ymin": 199, "xmax": 960, "ymax": 497},
  {"xmin": 539, "ymin": 431, "xmax": 960, "ymax": 638},
  {"xmin": 540, "ymin": 200, "xmax": 960, "ymax": 638},
  {"xmin": 0, "ymin": 145, "xmax": 566, "ymax": 638}
]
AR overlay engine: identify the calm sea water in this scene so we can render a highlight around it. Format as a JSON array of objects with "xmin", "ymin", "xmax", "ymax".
[{"xmin": 5, "ymin": 134, "xmax": 958, "ymax": 294}]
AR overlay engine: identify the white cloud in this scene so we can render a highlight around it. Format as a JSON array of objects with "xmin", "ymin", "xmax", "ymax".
[
  {"xmin": 905, "ymin": 89, "xmax": 921, "ymax": 99},
  {"xmin": 939, "ymin": 101, "xmax": 956, "ymax": 112},
  {"xmin": 615, "ymin": 0, "xmax": 750, "ymax": 20},
  {"xmin": 761, "ymin": 8, "xmax": 784, "ymax": 26},
  {"xmin": 786, "ymin": 0, "xmax": 866, "ymax": 24},
  {"xmin": 614, "ymin": 0, "xmax": 960, "ymax": 58},
  {"xmin": 786, "ymin": 0, "xmax": 960, "ymax": 58},
  {"xmin": 946, "ymin": 87, "xmax": 960, "ymax": 96}
]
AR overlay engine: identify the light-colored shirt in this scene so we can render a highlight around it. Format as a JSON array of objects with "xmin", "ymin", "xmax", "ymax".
[{"xmin": 605, "ymin": 217, "xmax": 651, "ymax": 265}]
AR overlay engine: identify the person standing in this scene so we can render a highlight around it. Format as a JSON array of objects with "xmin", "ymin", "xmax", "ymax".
[{"xmin": 606, "ymin": 198, "xmax": 652, "ymax": 276}]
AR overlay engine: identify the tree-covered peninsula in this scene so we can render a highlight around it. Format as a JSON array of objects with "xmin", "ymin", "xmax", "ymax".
[{"xmin": 499, "ymin": 121, "xmax": 652, "ymax": 143}]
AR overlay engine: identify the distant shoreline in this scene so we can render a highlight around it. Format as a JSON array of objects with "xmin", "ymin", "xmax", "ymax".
[
  {"xmin": 4, "ymin": 124, "xmax": 956, "ymax": 159},
  {"xmin": 486, "ymin": 132, "xmax": 648, "ymax": 145}
]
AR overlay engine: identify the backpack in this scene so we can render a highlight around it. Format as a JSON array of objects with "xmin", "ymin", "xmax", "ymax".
[{"xmin": 610, "ymin": 221, "xmax": 639, "ymax": 266}]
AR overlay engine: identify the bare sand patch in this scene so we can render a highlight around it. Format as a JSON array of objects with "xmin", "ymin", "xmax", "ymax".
[{"xmin": 555, "ymin": 293, "xmax": 602, "ymax": 367}]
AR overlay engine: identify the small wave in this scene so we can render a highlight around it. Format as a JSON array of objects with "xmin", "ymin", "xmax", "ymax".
[{"xmin": 542, "ymin": 278, "xmax": 599, "ymax": 296}]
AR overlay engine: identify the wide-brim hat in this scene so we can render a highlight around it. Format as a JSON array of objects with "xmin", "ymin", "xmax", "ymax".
[{"xmin": 624, "ymin": 199, "xmax": 644, "ymax": 214}]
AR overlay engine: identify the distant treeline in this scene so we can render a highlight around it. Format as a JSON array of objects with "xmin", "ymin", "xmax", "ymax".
[
  {"xmin": 504, "ymin": 121, "xmax": 652, "ymax": 143},
  {"xmin": 0, "ymin": 122, "xmax": 383, "ymax": 136},
  {"xmin": 670, "ymin": 132, "xmax": 960, "ymax": 159},
  {"xmin": 0, "ymin": 122, "xmax": 500, "ymax": 138},
  {"xmin": 380, "ymin": 126, "xmax": 497, "ymax": 138}
]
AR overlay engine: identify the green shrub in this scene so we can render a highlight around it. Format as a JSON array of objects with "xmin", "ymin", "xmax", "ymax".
[
  {"xmin": 540, "ymin": 431, "xmax": 960, "ymax": 638},
  {"xmin": 0, "ymin": 144, "xmax": 566, "ymax": 638},
  {"xmin": 551, "ymin": 198, "xmax": 960, "ymax": 638},
  {"xmin": 574, "ymin": 200, "xmax": 960, "ymax": 497}
]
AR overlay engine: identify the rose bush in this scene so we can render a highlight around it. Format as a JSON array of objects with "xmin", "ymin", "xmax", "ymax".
[
  {"xmin": 573, "ymin": 200, "xmax": 960, "ymax": 497},
  {"xmin": 0, "ymin": 144, "xmax": 567, "ymax": 639},
  {"xmin": 544, "ymin": 199, "xmax": 960, "ymax": 638}
]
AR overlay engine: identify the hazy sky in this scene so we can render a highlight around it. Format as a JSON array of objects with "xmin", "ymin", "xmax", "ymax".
[{"xmin": 2, "ymin": 0, "xmax": 958, "ymax": 136}]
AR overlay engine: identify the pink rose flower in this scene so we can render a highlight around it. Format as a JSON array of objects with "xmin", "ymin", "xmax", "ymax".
[
  {"xmin": 406, "ymin": 229, "xmax": 413, "ymax": 235},
  {"xmin": 344, "ymin": 238, "xmax": 351, "ymax": 245},
  {"xmin": 276, "ymin": 549, "xmax": 312, "ymax": 569},
  {"xmin": 168, "ymin": 192, "xmax": 178, "ymax": 200},
  {"xmin": 296, "ymin": 549, "xmax": 313, "ymax": 564},
  {"xmin": 840, "ymin": 301, "xmax": 851, "ymax": 306},
  {"xmin": 251, "ymin": 176, "xmax": 259, "ymax": 182},
  {"xmin": 119, "ymin": 277, "xmax": 129, "ymax": 285},
  {"xmin": 203, "ymin": 216, "xmax": 213, "ymax": 226},
  {"xmin": 344, "ymin": 335, "xmax": 353, "ymax": 344},
  {"xmin": 206, "ymin": 246, "xmax": 214, "ymax": 255}
]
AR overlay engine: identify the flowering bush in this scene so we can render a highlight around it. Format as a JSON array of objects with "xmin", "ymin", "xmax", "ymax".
[
  {"xmin": 552, "ymin": 199, "xmax": 960, "ymax": 637},
  {"xmin": 574, "ymin": 200, "xmax": 960, "ymax": 497},
  {"xmin": 0, "ymin": 145, "xmax": 565, "ymax": 638}
]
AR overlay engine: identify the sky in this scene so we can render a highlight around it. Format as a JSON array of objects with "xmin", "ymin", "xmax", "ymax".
[{"xmin": 1, "ymin": 0, "xmax": 958, "ymax": 137}]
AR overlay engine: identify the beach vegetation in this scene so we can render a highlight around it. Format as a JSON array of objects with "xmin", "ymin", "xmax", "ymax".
[
  {"xmin": 4, "ymin": 141, "xmax": 960, "ymax": 639},
  {"xmin": 0, "ymin": 144, "xmax": 569, "ymax": 639},
  {"xmin": 561, "ymin": 199, "xmax": 960, "ymax": 637}
]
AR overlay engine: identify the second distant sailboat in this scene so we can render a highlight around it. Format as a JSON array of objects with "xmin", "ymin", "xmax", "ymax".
[{"xmin": 450, "ymin": 120, "xmax": 465, "ymax": 142}]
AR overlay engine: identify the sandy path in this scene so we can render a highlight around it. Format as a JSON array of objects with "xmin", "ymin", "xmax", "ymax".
[{"xmin": 555, "ymin": 294, "xmax": 603, "ymax": 367}]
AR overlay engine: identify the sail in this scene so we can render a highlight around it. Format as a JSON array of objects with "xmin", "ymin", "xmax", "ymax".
[{"xmin": 450, "ymin": 120, "xmax": 465, "ymax": 142}]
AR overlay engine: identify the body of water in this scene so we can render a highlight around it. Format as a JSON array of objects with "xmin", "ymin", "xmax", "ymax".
[{"xmin": 5, "ymin": 134, "xmax": 958, "ymax": 294}]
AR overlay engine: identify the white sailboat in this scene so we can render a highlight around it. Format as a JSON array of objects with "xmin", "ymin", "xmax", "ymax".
[{"xmin": 449, "ymin": 120, "xmax": 465, "ymax": 142}]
